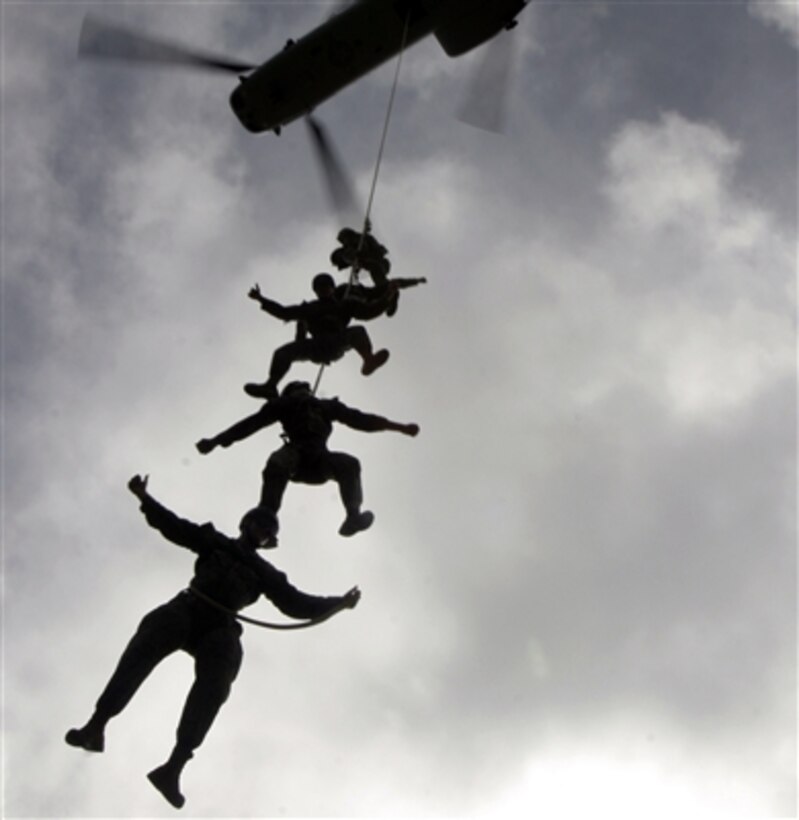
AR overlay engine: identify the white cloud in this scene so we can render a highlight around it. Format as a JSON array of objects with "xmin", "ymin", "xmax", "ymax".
[
  {"xmin": 604, "ymin": 112, "xmax": 741, "ymax": 236},
  {"xmin": 484, "ymin": 725, "xmax": 779, "ymax": 817},
  {"xmin": 594, "ymin": 111, "xmax": 796, "ymax": 416},
  {"xmin": 749, "ymin": 0, "xmax": 799, "ymax": 47},
  {"xmin": 638, "ymin": 300, "xmax": 793, "ymax": 417}
]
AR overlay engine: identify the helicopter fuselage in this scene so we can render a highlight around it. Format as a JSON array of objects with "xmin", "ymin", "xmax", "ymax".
[{"xmin": 230, "ymin": 0, "xmax": 527, "ymax": 133}]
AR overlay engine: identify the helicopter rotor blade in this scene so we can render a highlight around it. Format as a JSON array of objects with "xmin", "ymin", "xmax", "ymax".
[
  {"xmin": 456, "ymin": 30, "xmax": 518, "ymax": 134},
  {"xmin": 305, "ymin": 114, "xmax": 362, "ymax": 224},
  {"xmin": 78, "ymin": 14, "xmax": 256, "ymax": 74}
]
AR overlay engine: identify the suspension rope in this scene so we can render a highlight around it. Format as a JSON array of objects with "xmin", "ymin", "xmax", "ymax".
[
  {"xmin": 312, "ymin": 10, "xmax": 411, "ymax": 396},
  {"xmin": 188, "ymin": 583, "xmax": 350, "ymax": 631},
  {"xmin": 359, "ymin": 10, "xmax": 411, "ymax": 247}
]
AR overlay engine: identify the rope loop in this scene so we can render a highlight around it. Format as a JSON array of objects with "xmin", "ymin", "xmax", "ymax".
[{"xmin": 188, "ymin": 584, "xmax": 348, "ymax": 631}]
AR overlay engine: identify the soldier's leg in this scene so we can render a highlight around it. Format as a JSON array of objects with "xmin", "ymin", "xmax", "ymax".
[
  {"xmin": 148, "ymin": 628, "xmax": 243, "ymax": 809},
  {"xmin": 66, "ymin": 599, "xmax": 189, "ymax": 752},
  {"xmin": 361, "ymin": 242, "xmax": 390, "ymax": 287},
  {"xmin": 260, "ymin": 444, "xmax": 300, "ymax": 514},
  {"xmin": 344, "ymin": 326, "xmax": 389, "ymax": 376},
  {"xmin": 328, "ymin": 452, "xmax": 374, "ymax": 536},
  {"xmin": 245, "ymin": 340, "xmax": 314, "ymax": 399}
]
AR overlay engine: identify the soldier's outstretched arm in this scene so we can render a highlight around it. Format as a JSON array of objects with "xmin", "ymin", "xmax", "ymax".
[
  {"xmin": 128, "ymin": 474, "xmax": 211, "ymax": 553},
  {"xmin": 196, "ymin": 404, "xmax": 280, "ymax": 454},
  {"xmin": 248, "ymin": 284, "xmax": 306, "ymax": 323},
  {"xmin": 256, "ymin": 560, "xmax": 362, "ymax": 620},
  {"xmin": 346, "ymin": 282, "xmax": 399, "ymax": 321},
  {"xmin": 383, "ymin": 419, "xmax": 420, "ymax": 436},
  {"xmin": 392, "ymin": 276, "xmax": 427, "ymax": 290},
  {"xmin": 329, "ymin": 400, "xmax": 420, "ymax": 437}
]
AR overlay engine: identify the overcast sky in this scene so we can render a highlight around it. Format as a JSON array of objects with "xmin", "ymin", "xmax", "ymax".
[{"xmin": 2, "ymin": 1, "xmax": 796, "ymax": 817}]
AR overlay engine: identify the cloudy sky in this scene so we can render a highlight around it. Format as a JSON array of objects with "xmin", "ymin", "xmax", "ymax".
[{"xmin": 2, "ymin": 1, "xmax": 796, "ymax": 817}]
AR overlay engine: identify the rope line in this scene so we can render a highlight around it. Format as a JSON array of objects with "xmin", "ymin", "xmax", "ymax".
[
  {"xmin": 187, "ymin": 20, "xmax": 413, "ymax": 631},
  {"xmin": 312, "ymin": 10, "xmax": 411, "ymax": 396},
  {"xmin": 188, "ymin": 583, "xmax": 348, "ymax": 631},
  {"xmin": 359, "ymin": 10, "xmax": 411, "ymax": 248}
]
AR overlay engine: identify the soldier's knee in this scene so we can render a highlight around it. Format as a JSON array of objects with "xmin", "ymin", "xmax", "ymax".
[
  {"xmin": 264, "ymin": 449, "xmax": 298, "ymax": 480},
  {"xmin": 205, "ymin": 675, "xmax": 236, "ymax": 705},
  {"xmin": 263, "ymin": 461, "xmax": 289, "ymax": 484},
  {"xmin": 332, "ymin": 453, "xmax": 361, "ymax": 478},
  {"xmin": 272, "ymin": 342, "xmax": 299, "ymax": 368},
  {"xmin": 348, "ymin": 326, "xmax": 369, "ymax": 346}
]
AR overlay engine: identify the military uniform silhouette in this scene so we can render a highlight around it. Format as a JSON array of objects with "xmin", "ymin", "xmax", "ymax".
[
  {"xmin": 330, "ymin": 225, "xmax": 392, "ymax": 284},
  {"xmin": 197, "ymin": 381, "xmax": 419, "ymax": 537},
  {"xmin": 65, "ymin": 475, "xmax": 359, "ymax": 810},
  {"xmin": 330, "ymin": 225, "xmax": 426, "ymax": 317},
  {"xmin": 245, "ymin": 273, "xmax": 396, "ymax": 400}
]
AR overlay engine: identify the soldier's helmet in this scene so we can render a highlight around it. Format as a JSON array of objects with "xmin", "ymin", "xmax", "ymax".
[
  {"xmin": 312, "ymin": 272, "xmax": 336, "ymax": 294},
  {"xmin": 281, "ymin": 381, "xmax": 312, "ymax": 399},
  {"xmin": 239, "ymin": 506, "xmax": 279, "ymax": 537}
]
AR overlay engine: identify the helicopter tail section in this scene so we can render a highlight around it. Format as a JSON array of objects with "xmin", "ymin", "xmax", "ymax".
[{"xmin": 431, "ymin": 0, "xmax": 527, "ymax": 57}]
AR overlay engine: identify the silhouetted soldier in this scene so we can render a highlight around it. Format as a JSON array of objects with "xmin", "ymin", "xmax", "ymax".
[
  {"xmin": 331, "ymin": 224, "xmax": 392, "ymax": 284},
  {"xmin": 334, "ymin": 277, "xmax": 426, "ymax": 319},
  {"xmin": 245, "ymin": 272, "xmax": 397, "ymax": 400},
  {"xmin": 65, "ymin": 474, "xmax": 360, "ymax": 810},
  {"xmin": 330, "ymin": 223, "xmax": 427, "ymax": 317},
  {"xmin": 197, "ymin": 381, "xmax": 419, "ymax": 537}
]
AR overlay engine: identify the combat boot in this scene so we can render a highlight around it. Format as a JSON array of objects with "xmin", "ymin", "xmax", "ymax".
[
  {"xmin": 361, "ymin": 349, "xmax": 389, "ymax": 376},
  {"xmin": 244, "ymin": 380, "xmax": 278, "ymax": 400},
  {"xmin": 65, "ymin": 716, "xmax": 106, "ymax": 752},
  {"xmin": 148, "ymin": 746, "xmax": 193, "ymax": 809},
  {"xmin": 339, "ymin": 510, "xmax": 374, "ymax": 537}
]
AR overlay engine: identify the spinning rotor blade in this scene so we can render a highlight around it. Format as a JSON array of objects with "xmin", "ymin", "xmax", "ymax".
[
  {"xmin": 457, "ymin": 31, "xmax": 518, "ymax": 134},
  {"xmin": 305, "ymin": 115, "xmax": 362, "ymax": 224},
  {"xmin": 78, "ymin": 15, "xmax": 256, "ymax": 73}
]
